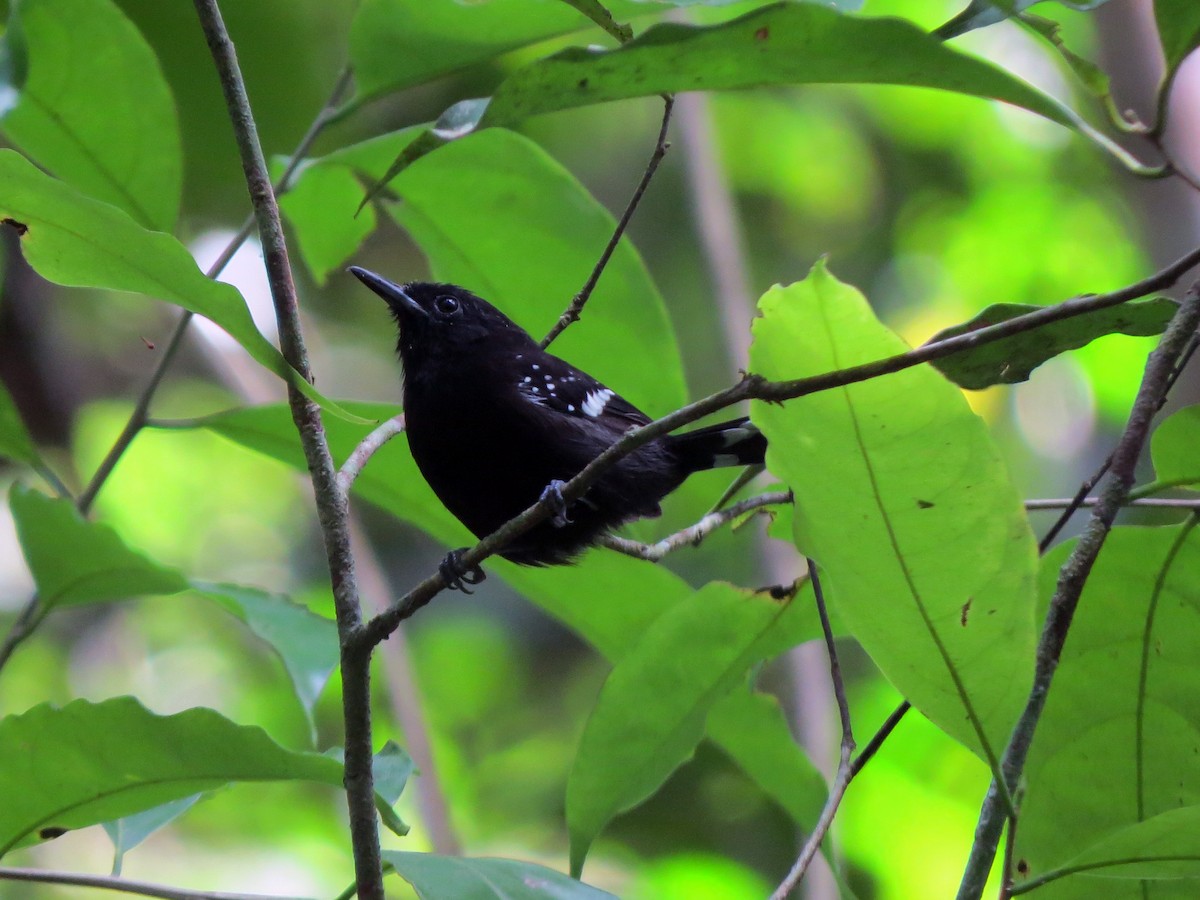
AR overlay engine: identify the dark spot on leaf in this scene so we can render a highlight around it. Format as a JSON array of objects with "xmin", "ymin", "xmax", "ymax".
[
  {"xmin": 578, "ymin": 77, "xmax": 589, "ymax": 90},
  {"xmin": 3, "ymin": 217, "xmax": 28, "ymax": 236},
  {"xmin": 141, "ymin": 336, "xmax": 156, "ymax": 350},
  {"xmin": 917, "ymin": 499, "xmax": 935, "ymax": 509},
  {"xmin": 759, "ymin": 580, "xmax": 798, "ymax": 601},
  {"xmin": 1016, "ymin": 859, "xmax": 1029, "ymax": 876},
  {"xmin": 755, "ymin": 26, "xmax": 770, "ymax": 41},
  {"xmin": 40, "ymin": 826, "xmax": 68, "ymax": 840},
  {"xmin": 960, "ymin": 599, "xmax": 972, "ymax": 626}
]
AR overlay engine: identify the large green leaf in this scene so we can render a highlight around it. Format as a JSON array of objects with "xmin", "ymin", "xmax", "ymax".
[
  {"xmin": 566, "ymin": 581, "xmax": 818, "ymax": 876},
  {"xmin": 749, "ymin": 262, "xmax": 1038, "ymax": 759},
  {"xmin": 929, "ymin": 297, "xmax": 1178, "ymax": 390},
  {"xmin": 300, "ymin": 128, "xmax": 686, "ymax": 417},
  {"xmin": 11, "ymin": 485, "xmax": 189, "ymax": 610},
  {"xmin": 0, "ymin": 149, "xmax": 353, "ymax": 418},
  {"xmin": 0, "ymin": 697, "xmax": 405, "ymax": 856},
  {"xmin": 0, "ymin": 382, "xmax": 40, "ymax": 468},
  {"xmin": 1146, "ymin": 405, "xmax": 1200, "ymax": 492},
  {"xmin": 0, "ymin": 0, "xmax": 182, "ymax": 231},
  {"xmin": 1155, "ymin": 0, "xmax": 1200, "ymax": 74},
  {"xmin": 1014, "ymin": 525, "xmax": 1200, "ymax": 898},
  {"xmin": 383, "ymin": 850, "xmax": 615, "ymax": 899}
]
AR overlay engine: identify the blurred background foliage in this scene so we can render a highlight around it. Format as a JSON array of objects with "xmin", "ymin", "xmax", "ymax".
[{"xmin": 1, "ymin": 0, "xmax": 1197, "ymax": 897}]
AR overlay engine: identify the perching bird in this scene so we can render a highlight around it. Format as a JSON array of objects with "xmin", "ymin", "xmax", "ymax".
[{"xmin": 350, "ymin": 267, "xmax": 766, "ymax": 584}]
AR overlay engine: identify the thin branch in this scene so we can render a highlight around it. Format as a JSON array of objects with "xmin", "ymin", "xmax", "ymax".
[
  {"xmin": 955, "ymin": 280, "xmax": 1200, "ymax": 900},
  {"xmin": 0, "ymin": 594, "xmax": 46, "ymax": 672},
  {"xmin": 359, "ymin": 242, "xmax": 1200, "ymax": 648},
  {"xmin": 598, "ymin": 490, "xmax": 791, "ymax": 561},
  {"xmin": 1027, "ymin": 496, "xmax": 1200, "ymax": 509},
  {"xmin": 769, "ymin": 560, "xmax": 854, "ymax": 900},
  {"xmin": 849, "ymin": 701, "xmax": 911, "ymax": 779},
  {"xmin": 0, "ymin": 866, "xmax": 311, "ymax": 900},
  {"xmin": 540, "ymin": 94, "xmax": 675, "ymax": 348},
  {"xmin": 337, "ymin": 414, "xmax": 406, "ymax": 495},
  {"xmin": 190, "ymin": 4, "xmax": 380, "ymax": 899}
]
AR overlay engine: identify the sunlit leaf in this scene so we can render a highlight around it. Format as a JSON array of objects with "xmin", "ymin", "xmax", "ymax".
[
  {"xmin": 0, "ymin": 697, "xmax": 406, "ymax": 855},
  {"xmin": 11, "ymin": 485, "xmax": 189, "ymax": 610},
  {"xmin": 566, "ymin": 581, "xmax": 817, "ymax": 875},
  {"xmin": 0, "ymin": 149, "xmax": 358, "ymax": 420},
  {"xmin": 929, "ymin": 297, "xmax": 1177, "ymax": 390},
  {"xmin": 0, "ymin": 0, "xmax": 182, "ymax": 231},
  {"xmin": 383, "ymin": 850, "xmax": 615, "ymax": 899},
  {"xmin": 1016, "ymin": 525, "xmax": 1200, "ymax": 898},
  {"xmin": 0, "ymin": 382, "xmax": 40, "ymax": 467},
  {"xmin": 750, "ymin": 262, "xmax": 1038, "ymax": 759}
]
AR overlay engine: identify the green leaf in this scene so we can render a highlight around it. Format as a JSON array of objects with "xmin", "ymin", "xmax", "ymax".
[
  {"xmin": 935, "ymin": 1, "xmax": 1112, "ymax": 39},
  {"xmin": 0, "ymin": 149, "xmax": 357, "ymax": 420},
  {"xmin": 0, "ymin": 381, "xmax": 39, "ymax": 467},
  {"xmin": 1155, "ymin": 0, "xmax": 1200, "ymax": 74},
  {"xmin": 102, "ymin": 796, "xmax": 199, "ymax": 876},
  {"xmin": 0, "ymin": 0, "xmax": 182, "ymax": 231},
  {"xmin": 566, "ymin": 581, "xmax": 818, "ymax": 876},
  {"xmin": 11, "ymin": 485, "xmax": 189, "ymax": 610},
  {"xmin": 749, "ymin": 262, "xmax": 1038, "ymax": 759},
  {"xmin": 1016, "ymin": 806, "xmax": 1200, "ymax": 892},
  {"xmin": 1147, "ymin": 405, "xmax": 1200, "ymax": 491},
  {"xmin": 0, "ymin": 697, "xmax": 406, "ymax": 856},
  {"xmin": 1015, "ymin": 524, "xmax": 1200, "ymax": 898},
  {"xmin": 383, "ymin": 850, "xmax": 615, "ymax": 899},
  {"xmin": 929, "ymin": 297, "xmax": 1178, "ymax": 390},
  {"xmin": 1017, "ymin": 12, "xmax": 1112, "ymax": 102},
  {"xmin": 193, "ymin": 582, "xmax": 339, "ymax": 731},
  {"xmin": 276, "ymin": 161, "xmax": 377, "ymax": 285}
]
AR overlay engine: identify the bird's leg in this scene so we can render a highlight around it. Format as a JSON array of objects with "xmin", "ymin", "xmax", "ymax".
[
  {"xmin": 539, "ymin": 479, "xmax": 572, "ymax": 527},
  {"xmin": 439, "ymin": 549, "xmax": 486, "ymax": 593}
]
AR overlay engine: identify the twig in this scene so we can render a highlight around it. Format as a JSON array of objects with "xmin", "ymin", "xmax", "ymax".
[
  {"xmin": 337, "ymin": 414, "xmax": 406, "ymax": 494},
  {"xmin": 849, "ymin": 701, "xmax": 910, "ymax": 779},
  {"xmin": 540, "ymin": 94, "xmax": 675, "ymax": 348},
  {"xmin": 190, "ymin": 4, "xmax": 381, "ymax": 898},
  {"xmin": 1027, "ymin": 496, "xmax": 1200, "ymax": 509},
  {"xmin": 769, "ymin": 560, "xmax": 854, "ymax": 900},
  {"xmin": 598, "ymin": 490, "xmax": 791, "ymax": 561},
  {"xmin": 0, "ymin": 866, "xmax": 311, "ymax": 900},
  {"xmin": 955, "ymin": 280, "xmax": 1200, "ymax": 900},
  {"xmin": 359, "ymin": 242, "xmax": 1200, "ymax": 648}
]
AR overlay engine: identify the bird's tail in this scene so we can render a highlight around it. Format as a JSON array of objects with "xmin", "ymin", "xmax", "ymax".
[{"xmin": 670, "ymin": 416, "xmax": 767, "ymax": 473}]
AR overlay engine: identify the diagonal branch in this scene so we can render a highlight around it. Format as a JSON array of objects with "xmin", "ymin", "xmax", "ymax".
[{"xmin": 190, "ymin": 4, "xmax": 382, "ymax": 898}]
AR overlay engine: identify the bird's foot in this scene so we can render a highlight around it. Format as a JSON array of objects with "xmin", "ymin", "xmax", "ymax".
[
  {"xmin": 439, "ymin": 549, "xmax": 486, "ymax": 593},
  {"xmin": 540, "ymin": 479, "xmax": 572, "ymax": 527}
]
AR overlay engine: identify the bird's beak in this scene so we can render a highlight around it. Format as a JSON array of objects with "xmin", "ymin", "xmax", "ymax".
[{"xmin": 348, "ymin": 266, "xmax": 428, "ymax": 319}]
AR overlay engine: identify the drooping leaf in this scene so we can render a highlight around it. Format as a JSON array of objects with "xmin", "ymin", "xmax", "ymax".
[
  {"xmin": 0, "ymin": 149, "xmax": 359, "ymax": 420},
  {"xmin": 1014, "ymin": 525, "xmax": 1200, "ymax": 898},
  {"xmin": 383, "ymin": 850, "xmax": 615, "ymax": 900},
  {"xmin": 0, "ymin": 697, "xmax": 406, "ymax": 855},
  {"xmin": 1154, "ymin": 0, "xmax": 1200, "ymax": 74},
  {"xmin": 11, "ymin": 485, "xmax": 189, "ymax": 610},
  {"xmin": 928, "ymin": 297, "xmax": 1178, "ymax": 390},
  {"xmin": 0, "ymin": 382, "xmax": 40, "ymax": 467},
  {"xmin": 935, "ymin": 0, "xmax": 1112, "ymax": 40},
  {"xmin": 566, "ymin": 581, "xmax": 818, "ymax": 875},
  {"xmin": 750, "ymin": 262, "xmax": 1038, "ymax": 760},
  {"xmin": 0, "ymin": 0, "xmax": 182, "ymax": 231}
]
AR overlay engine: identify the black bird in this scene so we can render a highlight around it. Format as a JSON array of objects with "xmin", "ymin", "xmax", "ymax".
[{"xmin": 350, "ymin": 267, "xmax": 766, "ymax": 582}]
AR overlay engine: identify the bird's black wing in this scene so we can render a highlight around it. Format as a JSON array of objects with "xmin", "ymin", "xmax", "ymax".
[{"xmin": 512, "ymin": 351, "xmax": 650, "ymax": 434}]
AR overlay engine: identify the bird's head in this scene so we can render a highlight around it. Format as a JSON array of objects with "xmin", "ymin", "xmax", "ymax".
[{"xmin": 349, "ymin": 267, "xmax": 530, "ymax": 368}]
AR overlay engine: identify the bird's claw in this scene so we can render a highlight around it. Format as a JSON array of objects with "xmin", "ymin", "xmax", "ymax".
[
  {"xmin": 540, "ymin": 479, "xmax": 572, "ymax": 527},
  {"xmin": 439, "ymin": 549, "xmax": 486, "ymax": 593}
]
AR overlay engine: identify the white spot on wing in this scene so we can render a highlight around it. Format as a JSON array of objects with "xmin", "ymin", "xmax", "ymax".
[{"xmin": 582, "ymin": 388, "xmax": 614, "ymax": 418}]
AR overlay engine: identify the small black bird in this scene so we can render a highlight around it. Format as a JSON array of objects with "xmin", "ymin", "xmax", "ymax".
[{"xmin": 350, "ymin": 267, "xmax": 766, "ymax": 580}]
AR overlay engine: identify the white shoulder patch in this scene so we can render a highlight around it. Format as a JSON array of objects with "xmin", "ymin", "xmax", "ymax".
[{"xmin": 581, "ymin": 388, "xmax": 614, "ymax": 418}]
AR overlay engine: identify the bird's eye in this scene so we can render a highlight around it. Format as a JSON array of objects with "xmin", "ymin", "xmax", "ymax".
[{"xmin": 434, "ymin": 295, "xmax": 460, "ymax": 316}]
